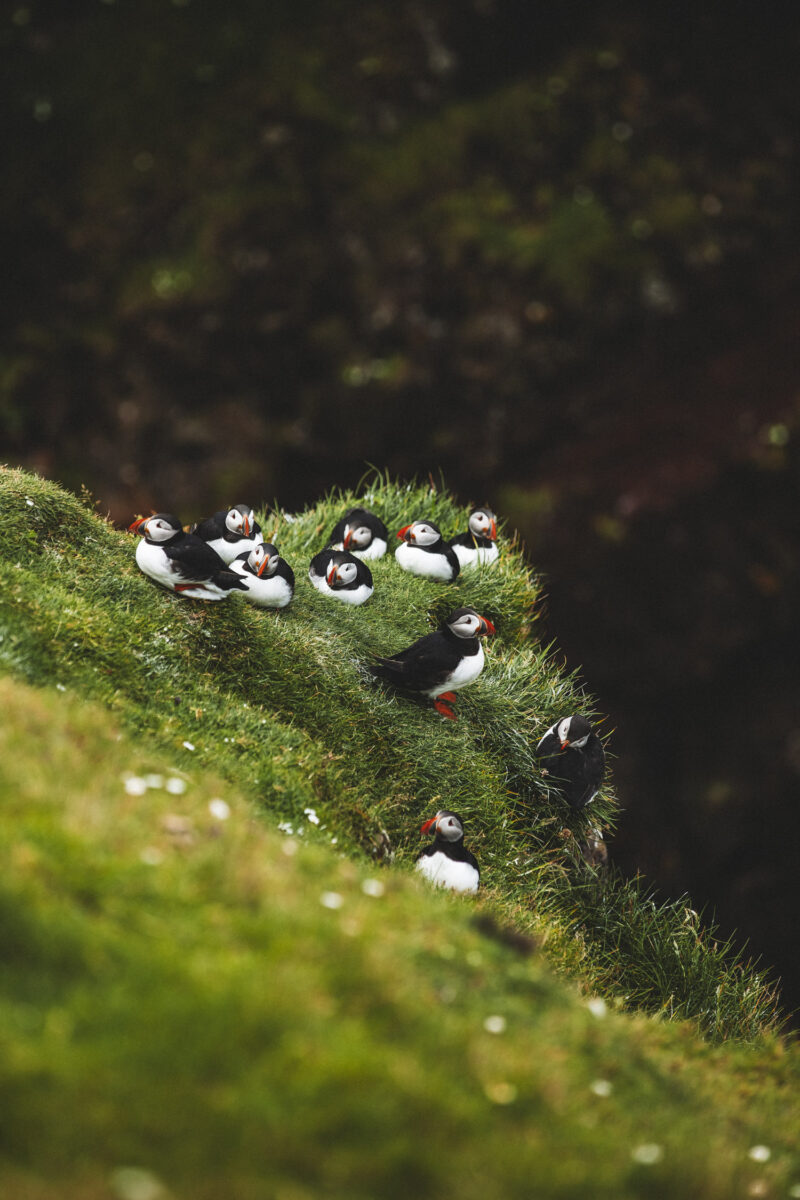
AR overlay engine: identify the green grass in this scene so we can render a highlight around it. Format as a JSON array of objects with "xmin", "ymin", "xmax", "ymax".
[{"xmin": 1, "ymin": 464, "xmax": 798, "ymax": 1196}]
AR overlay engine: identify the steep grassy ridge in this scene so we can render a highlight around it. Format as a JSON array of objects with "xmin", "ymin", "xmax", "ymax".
[
  {"xmin": 0, "ymin": 467, "xmax": 782, "ymax": 1041},
  {"xmin": 1, "ymin": 675, "xmax": 799, "ymax": 1200}
]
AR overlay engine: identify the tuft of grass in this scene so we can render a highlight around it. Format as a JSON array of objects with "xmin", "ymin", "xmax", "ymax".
[
  {"xmin": 0, "ymin": 674, "xmax": 798, "ymax": 1199},
  {"xmin": 0, "ymin": 464, "xmax": 786, "ymax": 1040}
]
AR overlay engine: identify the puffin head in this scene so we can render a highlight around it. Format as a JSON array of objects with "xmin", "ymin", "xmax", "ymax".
[
  {"xmin": 343, "ymin": 522, "xmax": 373, "ymax": 551},
  {"xmin": 326, "ymin": 555, "xmax": 359, "ymax": 589},
  {"xmin": 248, "ymin": 542, "xmax": 280, "ymax": 577},
  {"xmin": 444, "ymin": 607, "xmax": 496, "ymax": 639},
  {"xmin": 226, "ymin": 505, "xmax": 256, "ymax": 539},
  {"xmin": 128, "ymin": 513, "xmax": 182, "ymax": 543},
  {"xmin": 420, "ymin": 810, "xmax": 466, "ymax": 842},
  {"xmin": 556, "ymin": 714, "xmax": 594, "ymax": 750},
  {"xmin": 468, "ymin": 507, "xmax": 497, "ymax": 541},
  {"xmin": 397, "ymin": 520, "xmax": 441, "ymax": 547}
]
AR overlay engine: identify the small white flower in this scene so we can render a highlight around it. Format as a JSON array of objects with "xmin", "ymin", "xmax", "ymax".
[
  {"xmin": 56, "ymin": 683, "xmax": 66, "ymax": 693},
  {"xmin": 304, "ymin": 807, "xmax": 320, "ymax": 826},
  {"xmin": 330, "ymin": 837, "xmax": 338, "ymax": 846},
  {"xmin": 140, "ymin": 847, "xmax": 163, "ymax": 866},
  {"xmin": 484, "ymin": 1081, "xmax": 517, "ymax": 1105},
  {"xmin": 587, "ymin": 997, "xmax": 608, "ymax": 1019},
  {"xmin": 483, "ymin": 1015, "xmax": 507, "ymax": 1034},
  {"xmin": 144, "ymin": 774, "xmax": 163, "ymax": 790},
  {"xmin": 278, "ymin": 821, "xmax": 294, "ymax": 835},
  {"xmin": 590, "ymin": 1079, "xmax": 613, "ymax": 1097},
  {"xmin": 182, "ymin": 741, "xmax": 195, "ymax": 752},
  {"xmin": 631, "ymin": 1144, "xmax": 663, "ymax": 1165},
  {"xmin": 361, "ymin": 879, "xmax": 385, "ymax": 897},
  {"xmin": 208, "ymin": 798, "xmax": 230, "ymax": 821},
  {"xmin": 320, "ymin": 891, "xmax": 344, "ymax": 910},
  {"xmin": 748, "ymin": 1146, "xmax": 771, "ymax": 1164},
  {"xmin": 25, "ymin": 498, "xmax": 34, "ymax": 507},
  {"xmin": 124, "ymin": 776, "xmax": 148, "ymax": 796},
  {"xmin": 165, "ymin": 778, "xmax": 187, "ymax": 795}
]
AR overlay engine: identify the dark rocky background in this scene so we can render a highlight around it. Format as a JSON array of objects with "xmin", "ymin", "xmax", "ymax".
[{"xmin": 3, "ymin": 1, "xmax": 799, "ymax": 1015}]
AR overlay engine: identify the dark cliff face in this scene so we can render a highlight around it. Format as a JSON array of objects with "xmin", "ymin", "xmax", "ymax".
[{"xmin": 2, "ymin": 3, "xmax": 799, "ymax": 1007}]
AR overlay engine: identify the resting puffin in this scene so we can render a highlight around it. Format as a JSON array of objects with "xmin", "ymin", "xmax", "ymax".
[
  {"xmin": 230, "ymin": 542, "xmax": 295, "ymax": 609},
  {"xmin": 328, "ymin": 507, "xmax": 388, "ymax": 561},
  {"xmin": 129, "ymin": 514, "xmax": 249, "ymax": 601},
  {"xmin": 308, "ymin": 549, "xmax": 373, "ymax": 606},
  {"xmin": 189, "ymin": 505, "xmax": 263, "ymax": 565},
  {"xmin": 395, "ymin": 520, "xmax": 460, "ymax": 582},
  {"xmin": 416, "ymin": 810, "xmax": 480, "ymax": 893},
  {"xmin": 450, "ymin": 507, "xmax": 499, "ymax": 569},
  {"xmin": 535, "ymin": 715, "xmax": 606, "ymax": 810},
  {"xmin": 371, "ymin": 606, "xmax": 494, "ymax": 719}
]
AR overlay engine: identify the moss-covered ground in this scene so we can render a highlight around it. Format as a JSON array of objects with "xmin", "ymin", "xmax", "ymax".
[{"xmin": 1, "ymin": 465, "xmax": 798, "ymax": 1198}]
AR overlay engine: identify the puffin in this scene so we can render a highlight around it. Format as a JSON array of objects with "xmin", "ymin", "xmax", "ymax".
[
  {"xmin": 370, "ymin": 606, "xmax": 494, "ymax": 719},
  {"xmin": 230, "ymin": 542, "xmax": 295, "ymax": 609},
  {"xmin": 449, "ymin": 507, "xmax": 499, "ymax": 569},
  {"xmin": 308, "ymin": 549, "xmax": 373, "ymax": 606},
  {"xmin": 416, "ymin": 810, "xmax": 480, "ymax": 893},
  {"xmin": 535, "ymin": 715, "xmax": 606, "ymax": 810},
  {"xmin": 129, "ymin": 513, "xmax": 249, "ymax": 601},
  {"xmin": 327, "ymin": 507, "xmax": 388, "ymax": 561},
  {"xmin": 395, "ymin": 520, "xmax": 460, "ymax": 582},
  {"xmin": 189, "ymin": 504, "xmax": 263, "ymax": 565}
]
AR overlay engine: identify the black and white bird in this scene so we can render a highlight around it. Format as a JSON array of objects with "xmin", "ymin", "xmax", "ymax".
[
  {"xmin": 535, "ymin": 714, "xmax": 606, "ymax": 810},
  {"xmin": 129, "ymin": 514, "xmax": 249, "ymax": 601},
  {"xmin": 308, "ymin": 549, "xmax": 373, "ymax": 605},
  {"xmin": 327, "ymin": 507, "xmax": 388, "ymax": 561},
  {"xmin": 395, "ymin": 520, "xmax": 460, "ymax": 582},
  {"xmin": 189, "ymin": 505, "xmax": 263, "ymax": 565},
  {"xmin": 449, "ymin": 507, "xmax": 499, "ymax": 569},
  {"xmin": 416, "ymin": 810, "xmax": 480, "ymax": 893},
  {"xmin": 230, "ymin": 542, "xmax": 295, "ymax": 609},
  {"xmin": 371, "ymin": 606, "xmax": 494, "ymax": 719}
]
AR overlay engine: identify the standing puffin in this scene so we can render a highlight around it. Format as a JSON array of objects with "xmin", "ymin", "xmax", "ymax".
[
  {"xmin": 129, "ymin": 514, "xmax": 249, "ymax": 601},
  {"xmin": 395, "ymin": 520, "xmax": 460, "ymax": 582},
  {"xmin": 327, "ymin": 507, "xmax": 388, "ymax": 561},
  {"xmin": 449, "ymin": 507, "xmax": 499, "ymax": 569},
  {"xmin": 308, "ymin": 549, "xmax": 373, "ymax": 606},
  {"xmin": 230, "ymin": 542, "xmax": 295, "ymax": 609},
  {"xmin": 416, "ymin": 810, "xmax": 480, "ymax": 893},
  {"xmin": 535, "ymin": 715, "xmax": 606, "ymax": 810},
  {"xmin": 189, "ymin": 505, "xmax": 263, "ymax": 565},
  {"xmin": 370, "ymin": 606, "xmax": 494, "ymax": 719}
]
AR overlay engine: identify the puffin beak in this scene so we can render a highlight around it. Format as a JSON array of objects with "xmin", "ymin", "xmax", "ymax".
[
  {"xmin": 420, "ymin": 816, "xmax": 438, "ymax": 835},
  {"xmin": 561, "ymin": 740, "xmax": 570, "ymax": 750},
  {"xmin": 257, "ymin": 554, "xmax": 271, "ymax": 577},
  {"xmin": 479, "ymin": 616, "xmax": 496, "ymax": 636},
  {"xmin": 397, "ymin": 525, "xmax": 411, "ymax": 541},
  {"xmin": 343, "ymin": 527, "xmax": 353, "ymax": 550},
  {"xmin": 243, "ymin": 515, "xmax": 251, "ymax": 538},
  {"xmin": 326, "ymin": 564, "xmax": 339, "ymax": 587},
  {"xmin": 128, "ymin": 516, "xmax": 147, "ymax": 534},
  {"xmin": 489, "ymin": 518, "xmax": 497, "ymax": 540}
]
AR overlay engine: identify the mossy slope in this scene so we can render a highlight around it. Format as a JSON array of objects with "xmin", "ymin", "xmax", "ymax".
[{"xmin": 1, "ymin": 675, "xmax": 799, "ymax": 1200}]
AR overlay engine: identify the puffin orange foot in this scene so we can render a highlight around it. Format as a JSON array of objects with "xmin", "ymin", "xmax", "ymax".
[
  {"xmin": 439, "ymin": 692, "xmax": 457, "ymax": 703},
  {"xmin": 434, "ymin": 698, "xmax": 457, "ymax": 720}
]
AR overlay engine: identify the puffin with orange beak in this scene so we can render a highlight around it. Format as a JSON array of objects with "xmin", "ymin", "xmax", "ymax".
[
  {"xmin": 370, "ymin": 606, "xmax": 495, "ymax": 719},
  {"xmin": 395, "ymin": 520, "xmax": 460, "ymax": 582},
  {"xmin": 128, "ymin": 513, "xmax": 249, "ymax": 600},
  {"xmin": 416, "ymin": 810, "xmax": 480, "ymax": 893},
  {"xmin": 230, "ymin": 542, "xmax": 295, "ymax": 609},
  {"xmin": 327, "ymin": 507, "xmax": 388, "ymax": 561},
  {"xmin": 308, "ymin": 549, "xmax": 374, "ymax": 605},
  {"xmin": 189, "ymin": 504, "xmax": 263, "ymax": 565},
  {"xmin": 450, "ymin": 507, "xmax": 500, "ymax": 569},
  {"xmin": 535, "ymin": 715, "xmax": 606, "ymax": 810}
]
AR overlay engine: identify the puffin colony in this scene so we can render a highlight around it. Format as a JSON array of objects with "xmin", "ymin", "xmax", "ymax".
[{"xmin": 129, "ymin": 501, "xmax": 607, "ymax": 893}]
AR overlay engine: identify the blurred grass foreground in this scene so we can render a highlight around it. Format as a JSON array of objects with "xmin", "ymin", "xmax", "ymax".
[{"xmin": 0, "ymin": 465, "xmax": 798, "ymax": 1200}]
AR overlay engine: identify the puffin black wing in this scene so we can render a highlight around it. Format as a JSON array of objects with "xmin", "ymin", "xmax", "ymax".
[
  {"xmin": 167, "ymin": 535, "xmax": 248, "ymax": 590},
  {"xmin": 371, "ymin": 631, "xmax": 462, "ymax": 694},
  {"xmin": 190, "ymin": 511, "xmax": 226, "ymax": 541}
]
